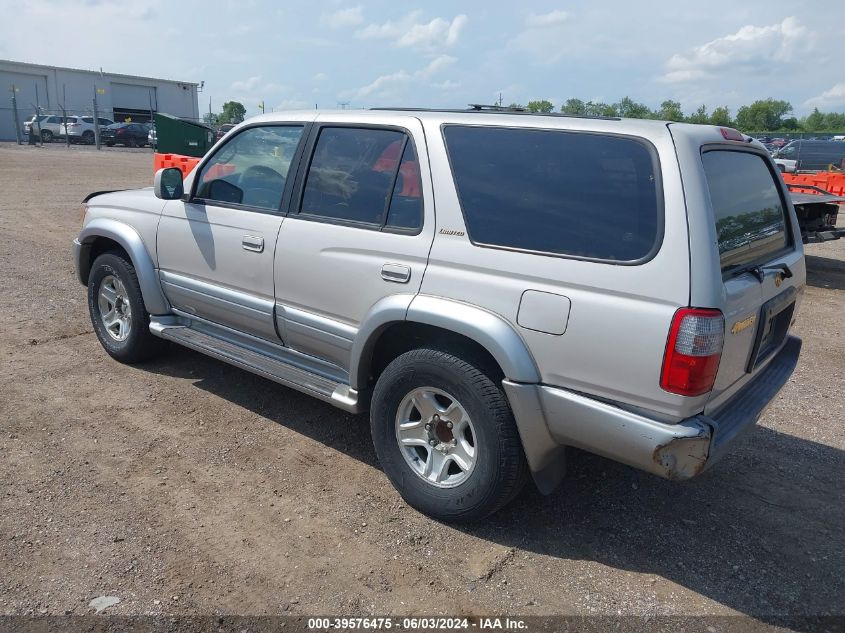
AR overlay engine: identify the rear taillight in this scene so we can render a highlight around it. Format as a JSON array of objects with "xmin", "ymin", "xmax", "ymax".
[{"xmin": 660, "ymin": 308, "xmax": 725, "ymax": 396}]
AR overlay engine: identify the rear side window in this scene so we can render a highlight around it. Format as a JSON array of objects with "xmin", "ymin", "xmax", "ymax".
[
  {"xmin": 702, "ymin": 151, "xmax": 789, "ymax": 272},
  {"xmin": 300, "ymin": 127, "xmax": 423, "ymax": 230},
  {"xmin": 443, "ymin": 126, "xmax": 661, "ymax": 261}
]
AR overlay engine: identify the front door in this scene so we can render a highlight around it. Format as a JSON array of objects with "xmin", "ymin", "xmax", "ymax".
[
  {"xmin": 157, "ymin": 124, "xmax": 307, "ymax": 341},
  {"xmin": 273, "ymin": 117, "xmax": 435, "ymax": 370}
]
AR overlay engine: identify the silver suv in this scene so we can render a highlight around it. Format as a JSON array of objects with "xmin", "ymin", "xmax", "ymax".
[{"xmin": 73, "ymin": 108, "xmax": 804, "ymax": 520}]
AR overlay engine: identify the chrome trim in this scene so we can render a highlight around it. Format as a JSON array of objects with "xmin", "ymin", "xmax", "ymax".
[
  {"xmin": 381, "ymin": 263, "xmax": 411, "ymax": 283},
  {"xmin": 149, "ymin": 317, "xmax": 361, "ymax": 413},
  {"xmin": 242, "ymin": 235, "xmax": 264, "ymax": 252}
]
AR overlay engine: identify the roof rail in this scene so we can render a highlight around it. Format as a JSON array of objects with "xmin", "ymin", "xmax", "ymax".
[{"xmin": 368, "ymin": 106, "xmax": 621, "ymax": 121}]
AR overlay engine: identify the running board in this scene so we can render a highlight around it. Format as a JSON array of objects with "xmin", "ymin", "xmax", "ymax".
[{"xmin": 149, "ymin": 320, "xmax": 363, "ymax": 413}]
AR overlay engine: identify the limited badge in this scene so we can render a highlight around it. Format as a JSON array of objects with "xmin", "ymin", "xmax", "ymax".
[{"xmin": 731, "ymin": 314, "xmax": 757, "ymax": 335}]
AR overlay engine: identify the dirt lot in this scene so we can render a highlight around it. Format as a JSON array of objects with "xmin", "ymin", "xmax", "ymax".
[{"xmin": 0, "ymin": 142, "xmax": 843, "ymax": 627}]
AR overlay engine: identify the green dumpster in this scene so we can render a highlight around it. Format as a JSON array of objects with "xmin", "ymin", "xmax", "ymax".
[{"xmin": 154, "ymin": 113, "xmax": 214, "ymax": 158}]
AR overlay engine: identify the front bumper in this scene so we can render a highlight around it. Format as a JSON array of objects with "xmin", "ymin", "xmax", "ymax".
[{"xmin": 504, "ymin": 335, "xmax": 801, "ymax": 493}]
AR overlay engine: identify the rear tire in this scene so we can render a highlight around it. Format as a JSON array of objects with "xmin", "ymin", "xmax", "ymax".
[
  {"xmin": 87, "ymin": 251, "xmax": 164, "ymax": 363},
  {"xmin": 82, "ymin": 130, "xmax": 94, "ymax": 144},
  {"xmin": 41, "ymin": 130, "xmax": 53, "ymax": 142},
  {"xmin": 370, "ymin": 347, "xmax": 529, "ymax": 522}
]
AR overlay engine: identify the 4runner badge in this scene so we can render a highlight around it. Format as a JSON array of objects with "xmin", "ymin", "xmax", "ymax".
[{"xmin": 731, "ymin": 315, "xmax": 757, "ymax": 335}]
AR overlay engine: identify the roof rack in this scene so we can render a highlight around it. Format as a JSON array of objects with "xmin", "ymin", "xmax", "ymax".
[
  {"xmin": 466, "ymin": 103, "xmax": 525, "ymax": 112},
  {"xmin": 368, "ymin": 106, "xmax": 621, "ymax": 121}
]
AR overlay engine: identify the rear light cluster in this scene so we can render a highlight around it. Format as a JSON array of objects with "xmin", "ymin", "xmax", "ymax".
[{"xmin": 660, "ymin": 308, "xmax": 725, "ymax": 396}]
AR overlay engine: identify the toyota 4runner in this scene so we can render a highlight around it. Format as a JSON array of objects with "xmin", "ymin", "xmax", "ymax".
[{"xmin": 73, "ymin": 108, "xmax": 804, "ymax": 521}]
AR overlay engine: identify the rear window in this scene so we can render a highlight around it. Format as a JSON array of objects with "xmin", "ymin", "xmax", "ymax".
[
  {"xmin": 442, "ymin": 126, "xmax": 661, "ymax": 261},
  {"xmin": 702, "ymin": 150, "xmax": 789, "ymax": 272}
]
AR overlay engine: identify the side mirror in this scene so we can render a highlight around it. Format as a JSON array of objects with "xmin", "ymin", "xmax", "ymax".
[{"xmin": 154, "ymin": 167, "xmax": 184, "ymax": 200}]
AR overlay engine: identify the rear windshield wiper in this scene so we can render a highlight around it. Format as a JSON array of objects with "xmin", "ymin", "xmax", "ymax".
[{"xmin": 724, "ymin": 262, "xmax": 793, "ymax": 283}]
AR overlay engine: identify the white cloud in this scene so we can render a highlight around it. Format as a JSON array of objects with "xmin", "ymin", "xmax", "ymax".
[
  {"xmin": 312, "ymin": 72, "xmax": 328, "ymax": 81},
  {"xmin": 661, "ymin": 17, "xmax": 809, "ymax": 83},
  {"xmin": 526, "ymin": 10, "xmax": 568, "ymax": 28},
  {"xmin": 804, "ymin": 83, "xmax": 845, "ymax": 110},
  {"xmin": 417, "ymin": 55, "xmax": 456, "ymax": 78},
  {"xmin": 357, "ymin": 12, "xmax": 467, "ymax": 51},
  {"xmin": 432, "ymin": 79, "xmax": 460, "ymax": 91},
  {"xmin": 231, "ymin": 76, "xmax": 262, "ymax": 91},
  {"xmin": 355, "ymin": 71, "xmax": 412, "ymax": 98},
  {"xmin": 353, "ymin": 55, "xmax": 458, "ymax": 99},
  {"xmin": 507, "ymin": 10, "xmax": 572, "ymax": 64},
  {"xmin": 321, "ymin": 6, "xmax": 364, "ymax": 29},
  {"xmin": 274, "ymin": 99, "xmax": 311, "ymax": 111}
]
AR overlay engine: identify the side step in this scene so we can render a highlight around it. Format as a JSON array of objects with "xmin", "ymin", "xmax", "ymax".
[{"xmin": 149, "ymin": 320, "xmax": 362, "ymax": 413}]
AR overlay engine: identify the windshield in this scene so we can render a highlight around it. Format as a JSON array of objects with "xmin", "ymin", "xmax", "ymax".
[{"xmin": 702, "ymin": 150, "xmax": 790, "ymax": 273}]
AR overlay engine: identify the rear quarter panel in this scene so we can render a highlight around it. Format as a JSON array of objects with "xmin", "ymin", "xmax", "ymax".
[{"xmin": 420, "ymin": 117, "xmax": 700, "ymax": 420}]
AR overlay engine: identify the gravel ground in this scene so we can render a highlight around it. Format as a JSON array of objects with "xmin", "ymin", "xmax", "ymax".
[{"xmin": 0, "ymin": 142, "xmax": 843, "ymax": 628}]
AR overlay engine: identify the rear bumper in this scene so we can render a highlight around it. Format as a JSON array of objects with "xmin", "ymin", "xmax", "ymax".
[{"xmin": 504, "ymin": 335, "xmax": 801, "ymax": 493}]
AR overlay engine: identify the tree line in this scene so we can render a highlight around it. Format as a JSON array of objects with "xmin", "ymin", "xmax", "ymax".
[{"xmin": 511, "ymin": 98, "xmax": 845, "ymax": 133}]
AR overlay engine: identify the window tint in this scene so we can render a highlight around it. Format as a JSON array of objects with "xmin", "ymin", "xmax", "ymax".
[
  {"xmin": 701, "ymin": 150, "xmax": 788, "ymax": 272},
  {"xmin": 301, "ymin": 127, "xmax": 408, "ymax": 226},
  {"xmin": 195, "ymin": 125, "xmax": 304, "ymax": 211},
  {"xmin": 385, "ymin": 142, "xmax": 423, "ymax": 230},
  {"xmin": 443, "ymin": 126, "xmax": 660, "ymax": 261},
  {"xmin": 81, "ymin": 117, "xmax": 94, "ymax": 124}
]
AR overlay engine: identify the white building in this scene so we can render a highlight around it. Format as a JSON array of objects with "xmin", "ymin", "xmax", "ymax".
[{"xmin": 1, "ymin": 59, "xmax": 200, "ymax": 141}]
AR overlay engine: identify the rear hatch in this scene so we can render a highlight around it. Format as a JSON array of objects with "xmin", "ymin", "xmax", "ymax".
[{"xmin": 701, "ymin": 140, "xmax": 804, "ymax": 412}]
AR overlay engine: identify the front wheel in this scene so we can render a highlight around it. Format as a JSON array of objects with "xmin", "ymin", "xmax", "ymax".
[
  {"xmin": 41, "ymin": 130, "xmax": 53, "ymax": 142},
  {"xmin": 87, "ymin": 251, "xmax": 164, "ymax": 363},
  {"xmin": 370, "ymin": 348, "xmax": 528, "ymax": 521}
]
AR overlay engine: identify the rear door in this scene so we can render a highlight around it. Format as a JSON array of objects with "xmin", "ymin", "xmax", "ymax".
[
  {"xmin": 272, "ymin": 116, "xmax": 434, "ymax": 371},
  {"xmin": 698, "ymin": 146, "xmax": 805, "ymax": 412}
]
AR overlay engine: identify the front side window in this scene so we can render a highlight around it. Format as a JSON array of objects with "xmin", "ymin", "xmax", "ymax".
[
  {"xmin": 195, "ymin": 125, "xmax": 304, "ymax": 211},
  {"xmin": 443, "ymin": 125, "xmax": 661, "ymax": 261},
  {"xmin": 300, "ymin": 127, "xmax": 422, "ymax": 229},
  {"xmin": 702, "ymin": 150, "xmax": 789, "ymax": 272}
]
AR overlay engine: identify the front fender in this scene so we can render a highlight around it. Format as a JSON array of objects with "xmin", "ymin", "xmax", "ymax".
[{"xmin": 77, "ymin": 218, "xmax": 170, "ymax": 315}]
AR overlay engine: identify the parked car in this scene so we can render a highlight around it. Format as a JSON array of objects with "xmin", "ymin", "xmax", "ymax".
[
  {"xmin": 73, "ymin": 109, "xmax": 804, "ymax": 521},
  {"xmin": 773, "ymin": 157, "xmax": 797, "ymax": 173},
  {"xmin": 60, "ymin": 116, "xmax": 115, "ymax": 144},
  {"xmin": 100, "ymin": 122, "xmax": 148, "ymax": 147},
  {"xmin": 23, "ymin": 114, "xmax": 66, "ymax": 142},
  {"xmin": 775, "ymin": 140, "xmax": 845, "ymax": 171},
  {"xmin": 215, "ymin": 123, "xmax": 236, "ymax": 141}
]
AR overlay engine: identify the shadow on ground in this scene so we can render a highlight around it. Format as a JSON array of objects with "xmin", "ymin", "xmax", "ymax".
[
  {"xmin": 140, "ymin": 349, "xmax": 845, "ymax": 630},
  {"xmin": 805, "ymin": 254, "xmax": 845, "ymax": 291}
]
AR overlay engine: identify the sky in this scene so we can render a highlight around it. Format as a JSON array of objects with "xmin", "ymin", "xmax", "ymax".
[{"xmin": 2, "ymin": 0, "xmax": 844, "ymax": 119}]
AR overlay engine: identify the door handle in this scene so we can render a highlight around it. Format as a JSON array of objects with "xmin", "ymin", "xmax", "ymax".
[
  {"xmin": 381, "ymin": 263, "xmax": 411, "ymax": 284},
  {"xmin": 242, "ymin": 235, "xmax": 264, "ymax": 252}
]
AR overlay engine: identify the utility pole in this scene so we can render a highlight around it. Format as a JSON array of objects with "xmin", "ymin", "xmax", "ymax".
[
  {"xmin": 93, "ymin": 85, "xmax": 101, "ymax": 150},
  {"xmin": 10, "ymin": 84, "xmax": 21, "ymax": 145},
  {"xmin": 258, "ymin": 100, "xmax": 265, "ymax": 114},
  {"xmin": 498, "ymin": 92, "xmax": 503, "ymax": 107},
  {"xmin": 34, "ymin": 84, "xmax": 43, "ymax": 146},
  {"xmin": 209, "ymin": 97, "xmax": 213, "ymax": 126},
  {"xmin": 62, "ymin": 84, "xmax": 70, "ymax": 148}
]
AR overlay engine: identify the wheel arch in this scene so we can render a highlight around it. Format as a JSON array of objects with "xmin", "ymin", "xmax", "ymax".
[
  {"xmin": 351, "ymin": 294, "xmax": 540, "ymax": 391},
  {"xmin": 78, "ymin": 218, "xmax": 169, "ymax": 315}
]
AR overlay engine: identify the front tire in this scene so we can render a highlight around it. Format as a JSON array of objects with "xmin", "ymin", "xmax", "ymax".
[
  {"xmin": 370, "ymin": 348, "xmax": 528, "ymax": 521},
  {"xmin": 41, "ymin": 130, "xmax": 53, "ymax": 142},
  {"xmin": 87, "ymin": 251, "xmax": 164, "ymax": 363}
]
